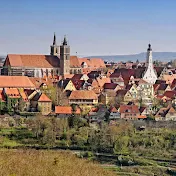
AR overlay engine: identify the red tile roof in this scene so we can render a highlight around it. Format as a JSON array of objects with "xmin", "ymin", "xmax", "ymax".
[
  {"xmin": 0, "ymin": 76, "xmax": 35, "ymax": 88},
  {"xmin": 109, "ymin": 106, "xmax": 118, "ymax": 113},
  {"xmin": 104, "ymin": 83, "xmax": 118, "ymax": 90},
  {"xmin": 38, "ymin": 93, "xmax": 52, "ymax": 102},
  {"xmin": 5, "ymin": 88, "xmax": 20, "ymax": 98},
  {"xmin": 55, "ymin": 106, "xmax": 81, "ymax": 114},
  {"xmin": 163, "ymin": 91, "xmax": 176, "ymax": 99},
  {"xmin": 119, "ymin": 105, "xmax": 140, "ymax": 113},
  {"xmin": 69, "ymin": 90, "xmax": 98, "ymax": 100},
  {"xmin": 6, "ymin": 54, "xmax": 60, "ymax": 68}
]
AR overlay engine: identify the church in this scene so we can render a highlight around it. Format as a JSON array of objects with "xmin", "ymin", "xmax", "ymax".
[{"xmin": 2, "ymin": 34, "xmax": 105, "ymax": 78}]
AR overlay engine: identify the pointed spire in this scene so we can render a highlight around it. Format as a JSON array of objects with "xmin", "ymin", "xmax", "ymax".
[
  {"xmin": 63, "ymin": 35, "xmax": 68, "ymax": 45},
  {"xmin": 53, "ymin": 32, "xmax": 56, "ymax": 45},
  {"xmin": 148, "ymin": 43, "xmax": 152, "ymax": 51}
]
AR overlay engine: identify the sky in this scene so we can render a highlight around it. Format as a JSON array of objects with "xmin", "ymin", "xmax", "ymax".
[{"xmin": 0, "ymin": 0, "xmax": 176, "ymax": 56}]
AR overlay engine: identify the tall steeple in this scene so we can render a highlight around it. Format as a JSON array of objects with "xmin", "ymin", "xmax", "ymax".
[
  {"xmin": 143, "ymin": 44, "xmax": 157, "ymax": 84},
  {"xmin": 53, "ymin": 32, "xmax": 56, "ymax": 45},
  {"xmin": 63, "ymin": 35, "xmax": 68, "ymax": 45},
  {"xmin": 60, "ymin": 35, "xmax": 70, "ymax": 76},
  {"xmin": 50, "ymin": 33, "xmax": 59, "ymax": 56}
]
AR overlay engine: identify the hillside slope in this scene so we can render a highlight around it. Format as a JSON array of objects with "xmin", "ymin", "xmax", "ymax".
[{"xmin": 0, "ymin": 150, "xmax": 116, "ymax": 176}]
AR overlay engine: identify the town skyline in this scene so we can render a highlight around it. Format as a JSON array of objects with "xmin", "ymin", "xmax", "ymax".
[{"xmin": 0, "ymin": 0, "xmax": 176, "ymax": 56}]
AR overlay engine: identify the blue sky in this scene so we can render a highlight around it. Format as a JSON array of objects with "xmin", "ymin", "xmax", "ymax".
[{"xmin": 0, "ymin": 0, "xmax": 176, "ymax": 56}]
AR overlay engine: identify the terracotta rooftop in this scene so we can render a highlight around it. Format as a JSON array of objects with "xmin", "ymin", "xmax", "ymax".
[
  {"xmin": 38, "ymin": 93, "xmax": 52, "ymax": 102},
  {"xmin": 69, "ymin": 90, "xmax": 98, "ymax": 100},
  {"xmin": 0, "ymin": 76, "xmax": 35, "ymax": 88},
  {"xmin": 55, "ymin": 106, "xmax": 81, "ymax": 114},
  {"xmin": 5, "ymin": 88, "xmax": 20, "ymax": 98},
  {"xmin": 119, "ymin": 105, "xmax": 140, "ymax": 113},
  {"xmin": 5, "ymin": 54, "xmax": 60, "ymax": 68}
]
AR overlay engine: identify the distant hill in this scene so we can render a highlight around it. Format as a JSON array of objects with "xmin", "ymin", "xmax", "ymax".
[{"xmin": 87, "ymin": 52, "xmax": 176, "ymax": 62}]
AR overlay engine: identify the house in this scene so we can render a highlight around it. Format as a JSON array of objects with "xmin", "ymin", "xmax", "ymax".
[
  {"xmin": 162, "ymin": 74, "xmax": 176, "ymax": 85},
  {"xmin": 104, "ymin": 83, "xmax": 121, "ymax": 92},
  {"xmin": 58, "ymin": 79, "xmax": 76, "ymax": 92},
  {"xmin": 155, "ymin": 105, "xmax": 176, "ymax": 121},
  {"xmin": 137, "ymin": 79, "xmax": 154, "ymax": 105},
  {"xmin": 109, "ymin": 106, "xmax": 120, "ymax": 120},
  {"xmin": 88, "ymin": 105, "xmax": 107, "ymax": 122},
  {"xmin": 126, "ymin": 84, "xmax": 138, "ymax": 100},
  {"xmin": 116, "ymin": 90, "xmax": 133, "ymax": 103},
  {"xmin": 99, "ymin": 91, "xmax": 117, "ymax": 105},
  {"xmin": 119, "ymin": 105, "xmax": 140, "ymax": 119},
  {"xmin": 55, "ymin": 106, "xmax": 81, "ymax": 118},
  {"xmin": 69, "ymin": 90, "xmax": 98, "ymax": 106},
  {"xmin": 110, "ymin": 73, "xmax": 125, "ymax": 87},
  {"xmin": 157, "ymin": 83, "xmax": 171, "ymax": 95},
  {"xmin": 31, "ymin": 93, "xmax": 52, "ymax": 115}
]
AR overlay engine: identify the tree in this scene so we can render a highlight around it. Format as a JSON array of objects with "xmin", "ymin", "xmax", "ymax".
[
  {"xmin": 114, "ymin": 136, "xmax": 129, "ymax": 154},
  {"xmin": 42, "ymin": 86, "xmax": 68, "ymax": 106}
]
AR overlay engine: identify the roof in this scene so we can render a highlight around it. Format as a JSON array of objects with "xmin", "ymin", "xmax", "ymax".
[
  {"xmin": 70, "ymin": 57, "xmax": 106, "ymax": 69},
  {"xmin": 139, "ymin": 107, "xmax": 146, "ymax": 114},
  {"xmin": 119, "ymin": 105, "xmax": 140, "ymax": 113},
  {"xmin": 104, "ymin": 83, "xmax": 118, "ymax": 90},
  {"xmin": 158, "ymin": 83, "xmax": 169, "ymax": 91},
  {"xmin": 5, "ymin": 88, "xmax": 20, "ymax": 98},
  {"xmin": 38, "ymin": 93, "xmax": 52, "ymax": 102},
  {"xmin": 155, "ymin": 105, "xmax": 176, "ymax": 117},
  {"xmin": 19, "ymin": 89, "xmax": 28, "ymax": 101},
  {"xmin": 163, "ymin": 91, "xmax": 176, "ymax": 99},
  {"xmin": 109, "ymin": 106, "xmax": 118, "ymax": 113},
  {"xmin": 58, "ymin": 79, "xmax": 71, "ymax": 89},
  {"xmin": 138, "ymin": 79, "xmax": 149, "ymax": 85},
  {"xmin": 162, "ymin": 74, "xmax": 176, "ymax": 84},
  {"xmin": 55, "ymin": 106, "xmax": 81, "ymax": 114},
  {"xmin": 116, "ymin": 89, "xmax": 128, "ymax": 97},
  {"xmin": 69, "ymin": 90, "xmax": 98, "ymax": 100},
  {"xmin": 72, "ymin": 80, "xmax": 85, "ymax": 90},
  {"xmin": 79, "ymin": 58, "xmax": 105, "ymax": 68},
  {"xmin": 5, "ymin": 54, "xmax": 60, "ymax": 68},
  {"xmin": 28, "ymin": 77, "xmax": 53, "ymax": 89},
  {"xmin": 0, "ymin": 76, "xmax": 35, "ymax": 88}
]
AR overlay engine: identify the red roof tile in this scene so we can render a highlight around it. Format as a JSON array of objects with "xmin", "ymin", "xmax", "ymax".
[
  {"xmin": 69, "ymin": 90, "xmax": 98, "ymax": 100},
  {"xmin": 55, "ymin": 106, "xmax": 81, "ymax": 114},
  {"xmin": 0, "ymin": 76, "xmax": 35, "ymax": 88},
  {"xmin": 38, "ymin": 93, "xmax": 52, "ymax": 102},
  {"xmin": 6, "ymin": 54, "xmax": 60, "ymax": 68}
]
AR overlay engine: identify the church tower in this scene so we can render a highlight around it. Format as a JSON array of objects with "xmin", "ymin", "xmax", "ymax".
[
  {"xmin": 143, "ymin": 44, "xmax": 157, "ymax": 84},
  {"xmin": 50, "ymin": 33, "xmax": 59, "ymax": 56},
  {"xmin": 60, "ymin": 36, "xmax": 70, "ymax": 76}
]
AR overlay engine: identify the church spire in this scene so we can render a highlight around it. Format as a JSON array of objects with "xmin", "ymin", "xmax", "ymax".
[
  {"xmin": 148, "ymin": 43, "xmax": 152, "ymax": 51},
  {"xmin": 143, "ymin": 44, "xmax": 157, "ymax": 84},
  {"xmin": 62, "ymin": 35, "xmax": 68, "ymax": 45},
  {"xmin": 50, "ymin": 33, "xmax": 59, "ymax": 56},
  {"xmin": 53, "ymin": 32, "xmax": 56, "ymax": 45}
]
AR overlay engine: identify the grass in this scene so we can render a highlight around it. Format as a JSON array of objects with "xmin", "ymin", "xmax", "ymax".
[{"xmin": 0, "ymin": 149, "xmax": 116, "ymax": 176}]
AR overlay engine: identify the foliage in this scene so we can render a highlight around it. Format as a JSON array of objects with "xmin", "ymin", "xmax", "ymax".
[{"xmin": 41, "ymin": 86, "xmax": 68, "ymax": 106}]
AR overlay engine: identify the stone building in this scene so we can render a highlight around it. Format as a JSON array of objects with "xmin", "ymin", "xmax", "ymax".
[{"xmin": 2, "ymin": 34, "xmax": 106, "ymax": 78}]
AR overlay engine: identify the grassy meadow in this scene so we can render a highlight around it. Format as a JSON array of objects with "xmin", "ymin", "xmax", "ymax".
[{"xmin": 0, "ymin": 149, "xmax": 116, "ymax": 176}]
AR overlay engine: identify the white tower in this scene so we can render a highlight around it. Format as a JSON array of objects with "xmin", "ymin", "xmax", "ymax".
[{"xmin": 143, "ymin": 44, "xmax": 157, "ymax": 84}]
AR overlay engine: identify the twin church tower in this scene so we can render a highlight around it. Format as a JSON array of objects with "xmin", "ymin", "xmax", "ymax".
[{"xmin": 50, "ymin": 33, "xmax": 70, "ymax": 76}]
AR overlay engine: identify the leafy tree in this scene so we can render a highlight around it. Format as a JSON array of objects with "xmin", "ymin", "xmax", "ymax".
[{"xmin": 42, "ymin": 86, "xmax": 68, "ymax": 106}]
